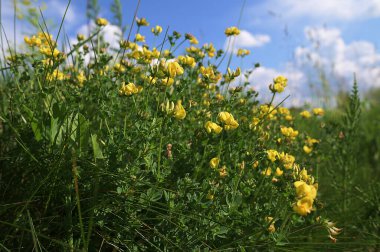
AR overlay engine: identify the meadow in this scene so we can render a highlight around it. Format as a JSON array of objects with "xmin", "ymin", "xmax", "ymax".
[{"xmin": 0, "ymin": 0, "xmax": 379, "ymax": 251}]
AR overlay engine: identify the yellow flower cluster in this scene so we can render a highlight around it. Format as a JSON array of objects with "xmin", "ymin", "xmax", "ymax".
[
  {"xmin": 178, "ymin": 55, "xmax": 196, "ymax": 68},
  {"xmin": 225, "ymin": 26, "xmax": 241, "ymax": 36},
  {"xmin": 209, "ymin": 157, "xmax": 220, "ymax": 169},
  {"xmin": 266, "ymin": 217, "xmax": 276, "ymax": 233},
  {"xmin": 237, "ymin": 48, "xmax": 250, "ymax": 57},
  {"xmin": 185, "ymin": 33, "xmax": 199, "ymax": 45},
  {"xmin": 25, "ymin": 32, "xmax": 62, "ymax": 59},
  {"xmin": 24, "ymin": 35, "xmax": 41, "ymax": 47},
  {"xmin": 173, "ymin": 100, "xmax": 186, "ymax": 120},
  {"xmin": 293, "ymin": 179, "xmax": 318, "ymax": 216},
  {"xmin": 224, "ymin": 67, "xmax": 241, "ymax": 83},
  {"xmin": 217, "ymin": 112, "xmax": 239, "ymax": 130},
  {"xmin": 303, "ymin": 137, "xmax": 320, "ymax": 154},
  {"xmin": 300, "ymin": 110, "xmax": 311, "ymax": 118},
  {"xmin": 135, "ymin": 33, "xmax": 145, "ymax": 42},
  {"xmin": 76, "ymin": 71, "xmax": 86, "ymax": 86},
  {"xmin": 267, "ymin": 149, "xmax": 278, "ymax": 162},
  {"xmin": 96, "ymin": 17, "xmax": 108, "ymax": 26},
  {"xmin": 259, "ymin": 105, "xmax": 277, "ymax": 120},
  {"xmin": 280, "ymin": 126, "xmax": 299, "ymax": 140},
  {"xmin": 219, "ymin": 165, "xmax": 228, "ymax": 178},
  {"xmin": 199, "ymin": 66, "xmax": 221, "ymax": 84},
  {"xmin": 269, "ymin": 75, "xmax": 288, "ymax": 93},
  {"xmin": 278, "ymin": 107, "xmax": 293, "ymax": 121},
  {"xmin": 46, "ymin": 69, "xmax": 66, "ymax": 81},
  {"xmin": 167, "ymin": 61, "xmax": 184, "ymax": 78},
  {"xmin": 118, "ymin": 82, "xmax": 143, "ymax": 96},
  {"xmin": 136, "ymin": 17, "xmax": 149, "ymax": 26},
  {"xmin": 203, "ymin": 43, "xmax": 216, "ymax": 58},
  {"xmin": 205, "ymin": 121, "xmax": 223, "ymax": 134},
  {"xmin": 278, "ymin": 152, "xmax": 296, "ymax": 169},
  {"xmin": 313, "ymin": 108, "xmax": 325, "ymax": 116},
  {"xmin": 151, "ymin": 25, "xmax": 163, "ymax": 35}
]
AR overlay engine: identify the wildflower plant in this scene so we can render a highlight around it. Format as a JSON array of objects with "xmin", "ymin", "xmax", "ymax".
[{"xmin": 0, "ymin": 1, "xmax": 352, "ymax": 251}]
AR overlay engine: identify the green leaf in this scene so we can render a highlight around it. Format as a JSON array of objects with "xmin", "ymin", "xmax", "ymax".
[
  {"xmin": 31, "ymin": 121, "xmax": 42, "ymax": 141},
  {"xmin": 91, "ymin": 134, "xmax": 104, "ymax": 159},
  {"xmin": 77, "ymin": 114, "xmax": 90, "ymax": 155},
  {"xmin": 50, "ymin": 117, "xmax": 62, "ymax": 145}
]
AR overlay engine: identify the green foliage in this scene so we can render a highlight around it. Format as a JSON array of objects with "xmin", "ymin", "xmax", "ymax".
[{"xmin": 0, "ymin": 2, "xmax": 379, "ymax": 251}]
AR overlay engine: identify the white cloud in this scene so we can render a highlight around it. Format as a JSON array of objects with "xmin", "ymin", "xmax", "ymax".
[
  {"xmin": 46, "ymin": 0, "xmax": 77, "ymax": 26},
  {"xmin": 68, "ymin": 22, "xmax": 122, "ymax": 65},
  {"xmin": 295, "ymin": 26, "xmax": 380, "ymax": 91},
  {"xmin": 246, "ymin": 65, "xmax": 308, "ymax": 107},
  {"xmin": 76, "ymin": 22, "xmax": 122, "ymax": 49},
  {"xmin": 240, "ymin": 26, "xmax": 380, "ymax": 107},
  {"xmin": 261, "ymin": 0, "xmax": 380, "ymax": 21},
  {"xmin": 234, "ymin": 30, "xmax": 271, "ymax": 48},
  {"xmin": 224, "ymin": 30, "xmax": 270, "ymax": 54}
]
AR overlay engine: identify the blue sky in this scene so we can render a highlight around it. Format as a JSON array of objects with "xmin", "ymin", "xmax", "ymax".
[{"xmin": 3, "ymin": 0, "xmax": 380, "ymax": 106}]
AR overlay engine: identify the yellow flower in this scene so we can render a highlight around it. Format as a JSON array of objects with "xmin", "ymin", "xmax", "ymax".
[
  {"xmin": 269, "ymin": 75, "xmax": 288, "ymax": 93},
  {"xmin": 217, "ymin": 112, "xmax": 239, "ymax": 130},
  {"xmin": 293, "ymin": 197, "xmax": 314, "ymax": 216},
  {"xmin": 136, "ymin": 17, "xmax": 149, "ymax": 26},
  {"xmin": 161, "ymin": 100, "xmax": 175, "ymax": 115},
  {"xmin": 203, "ymin": 43, "xmax": 216, "ymax": 57},
  {"xmin": 77, "ymin": 34, "xmax": 85, "ymax": 41},
  {"xmin": 278, "ymin": 152, "xmax": 295, "ymax": 169},
  {"xmin": 41, "ymin": 58, "xmax": 54, "ymax": 67},
  {"xmin": 24, "ymin": 35, "xmax": 41, "ymax": 47},
  {"xmin": 209, "ymin": 157, "xmax": 220, "ymax": 169},
  {"xmin": 119, "ymin": 82, "xmax": 143, "ymax": 96},
  {"xmin": 40, "ymin": 46, "xmax": 61, "ymax": 58},
  {"xmin": 135, "ymin": 33, "xmax": 145, "ymax": 42},
  {"xmin": 77, "ymin": 71, "xmax": 86, "ymax": 86},
  {"xmin": 178, "ymin": 55, "xmax": 196, "ymax": 68},
  {"xmin": 151, "ymin": 25, "xmax": 163, "ymax": 35},
  {"xmin": 313, "ymin": 108, "xmax": 325, "ymax": 116},
  {"xmin": 161, "ymin": 77, "xmax": 174, "ymax": 86},
  {"xmin": 96, "ymin": 18, "xmax": 108, "ymax": 26},
  {"xmin": 303, "ymin": 145, "xmax": 313, "ymax": 154},
  {"xmin": 306, "ymin": 137, "xmax": 320, "ymax": 146},
  {"xmin": 237, "ymin": 48, "xmax": 250, "ymax": 57},
  {"xmin": 113, "ymin": 63, "xmax": 126, "ymax": 73},
  {"xmin": 267, "ymin": 149, "xmax": 278, "ymax": 162},
  {"xmin": 225, "ymin": 26, "xmax": 240, "ymax": 36},
  {"xmin": 262, "ymin": 167, "xmax": 272, "ymax": 176},
  {"xmin": 207, "ymin": 192, "xmax": 214, "ymax": 200},
  {"xmin": 280, "ymin": 126, "xmax": 298, "ymax": 139},
  {"xmin": 299, "ymin": 169, "xmax": 315, "ymax": 183},
  {"xmin": 285, "ymin": 115, "xmax": 293, "ymax": 121},
  {"xmin": 278, "ymin": 107, "xmax": 290, "ymax": 115},
  {"xmin": 252, "ymin": 161, "xmax": 259, "ymax": 169},
  {"xmin": 173, "ymin": 100, "xmax": 186, "ymax": 120},
  {"xmin": 204, "ymin": 121, "xmax": 223, "ymax": 134},
  {"xmin": 185, "ymin": 34, "xmax": 199, "ymax": 45},
  {"xmin": 167, "ymin": 61, "xmax": 184, "ymax": 78},
  {"xmin": 219, "ymin": 166, "xmax": 228, "ymax": 178},
  {"xmin": 266, "ymin": 217, "xmax": 276, "ymax": 233},
  {"xmin": 259, "ymin": 104, "xmax": 277, "ymax": 119},
  {"xmin": 46, "ymin": 69, "xmax": 66, "ymax": 81},
  {"xmin": 300, "ymin": 110, "xmax": 311, "ymax": 118},
  {"xmin": 294, "ymin": 181, "xmax": 317, "ymax": 199},
  {"xmin": 215, "ymin": 93, "xmax": 224, "ymax": 101},
  {"xmin": 275, "ymin": 167, "xmax": 283, "ymax": 176}
]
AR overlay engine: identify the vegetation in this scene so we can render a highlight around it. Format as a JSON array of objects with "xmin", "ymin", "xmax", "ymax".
[{"xmin": 0, "ymin": 1, "xmax": 379, "ymax": 251}]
